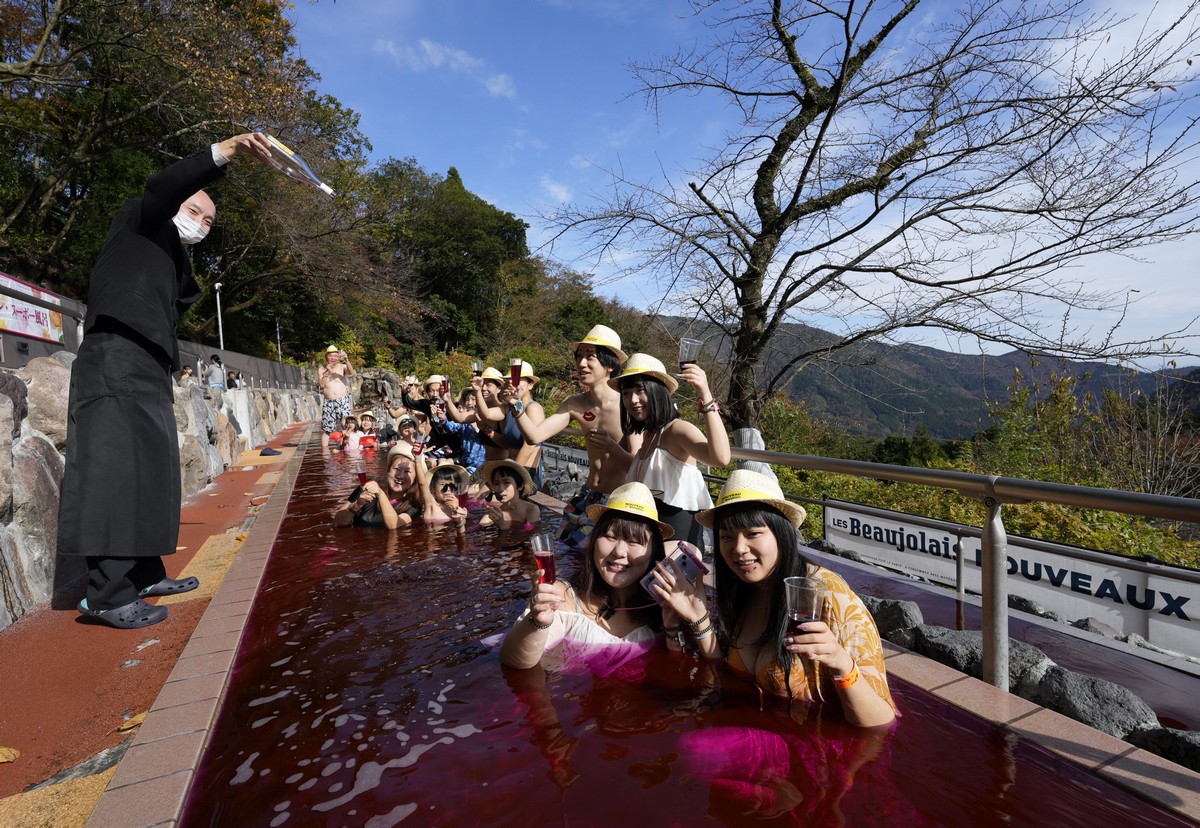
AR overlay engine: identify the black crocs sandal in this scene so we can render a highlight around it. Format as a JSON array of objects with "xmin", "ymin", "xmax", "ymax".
[
  {"xmin": 78, "ymin": 598, "xmax": 168, "ymax": 629},
  {"xmin": 139, "ymin": 576, "xmax": 200, "ymax": 597}
]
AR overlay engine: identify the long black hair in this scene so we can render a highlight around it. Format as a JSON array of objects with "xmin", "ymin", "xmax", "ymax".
[
  {"xmin": 713, "ymin": 502, "xmax": 811, "ymax": 689},
  {"xmin": 618, "ymin": 375, "xmax": 679, "ymax": 435},
  {"xmin": 571, "ymin": 510, "xmax": 666, "ymax": 631}
]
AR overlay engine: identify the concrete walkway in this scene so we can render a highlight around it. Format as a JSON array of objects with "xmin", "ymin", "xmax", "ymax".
[{"xmin": 0, "ymin": 423, "xmax": 308, "ymax": 827}]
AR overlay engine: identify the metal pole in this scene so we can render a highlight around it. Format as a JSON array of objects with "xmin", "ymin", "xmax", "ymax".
[
  {"xmin": 214, "ymin": 282, "xmax": 225, "ymax": 351},
  {"xmin": 276, "ymin": 317, "xmax": 283, "ymax": 363},
  {"xmin": 981, "ymin": 492, "xmax": 1009, "ymax": 691}
]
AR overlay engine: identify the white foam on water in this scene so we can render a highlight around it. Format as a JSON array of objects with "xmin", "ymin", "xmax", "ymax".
[
  {"xmin": 312, "ymin": 740, "xmax": 453, "ymax": 812},
  {"xmin": 364, "ymin": 803, "xmax": 419, "ymax": 827},
  {"xmin": 252, "ymin": 716, "xmax": 277, "ymax": 729},
  {"xmin": 249, "ymin": 690, "xmax": 290, "ymax": 708},
  {"xmin": 432, "ymin": 724, "xmax": 482, "ymax": 739},
  {"xmin": 229, "ymin": 752, "xmax": 260, "ymax": 786}
]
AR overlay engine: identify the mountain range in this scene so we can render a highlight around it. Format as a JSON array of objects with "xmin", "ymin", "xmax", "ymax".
[{"xmin": 660, "ymin": 317, "xmax": 1196, "ymax": 440}]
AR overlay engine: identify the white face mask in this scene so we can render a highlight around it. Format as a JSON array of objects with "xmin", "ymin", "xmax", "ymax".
[{"xmin": 172, "ymin": 211, "xmax": 209, "ymax": 245}]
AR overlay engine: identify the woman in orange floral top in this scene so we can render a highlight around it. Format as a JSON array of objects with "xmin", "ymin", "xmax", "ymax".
[{"xmin": 697, "ymin": 470, "xmax": 896, "ymax": 727}]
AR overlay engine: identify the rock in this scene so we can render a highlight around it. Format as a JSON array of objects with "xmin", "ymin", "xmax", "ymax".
[
  {"xmin": 889, "ymin": 627, "xmax": 917, "ymax": 650},
  {"xmin": 179, "ymin": 434, "xmax": 214, "ymax": 497},
  {"xmin": 214, "ymin": 412, "xmax": 239, "ymax": 467},
  {"xmin": 9, "ymin": 435, "xmax": 65, "ymax": 611},
  {"xmin": 49, "ymin": 350, "xmax": 76, "ymax": 369},
  {"xmin": 1126, "ymin": 727, "xmax": 1200, "ymax": 773},
  {"xmin": 909, "ymin": 625, "xmax": 1053, "ymax": 693},
  {"xmin": 1029, "ymin": 665, "xmax": 1159, "ymax": 738},
  {"xmin": 0, "ymin": 396, "xmax": 13, "ymax": 519},
  {"xmin": 1009, "ymin": 594, "xmax": 1047, "ymax": 616},
  {"xmin": 0, "ymin": 526, "xmax": 36, "ymax": 631},
  {"xmin": 862, "ymin": 596, "xmax": 924, "ymax": 639},
  {"xmin": 1071, "ymin": 617, "xmax": 1120, "ymax": 638},
  {"xmin": 23, "ymin": 357, "xmax": 72, "ymax": 451},
  {"xmin": 0, "ymin": 371, "xmax": 28, "ymax": 437}
]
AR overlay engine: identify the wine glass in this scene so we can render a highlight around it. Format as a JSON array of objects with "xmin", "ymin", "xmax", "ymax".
[
  {"xmin": 678, "ymin": 337, "xmax": 703, "ymax": 372},
  {"xmin": 784, "ymin": 576, "xmax": 828, "ymax": 700},
  {"xmin": 531, "ymin": 532, "xmax": 556, "ymax": 584}
]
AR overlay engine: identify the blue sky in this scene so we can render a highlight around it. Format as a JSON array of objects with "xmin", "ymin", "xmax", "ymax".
[{"xmin": 286, "ymin": 0, "xmax": 1199, "ymax": 365}]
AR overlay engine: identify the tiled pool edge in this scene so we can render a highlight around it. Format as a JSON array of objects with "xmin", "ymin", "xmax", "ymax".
[
  {"xmin": 85, "ymin": 468, "xmax": 1200, "ymax": 826},
  {"xmin": 84, "ymin": 425, "xmax": 314, "ymax": 828},
  {"xmin": 881, "ymin": 644, "xmax": 1200, "ymax": 822}
]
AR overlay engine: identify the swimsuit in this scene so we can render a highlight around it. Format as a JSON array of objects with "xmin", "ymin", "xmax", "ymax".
[
  {"xmin": 627, "ymin": 431, "xmax": 713, "ymax": 548},
  {"xmin": 557, "ymin": 484, "xmax": 607, "ymax": 548}
]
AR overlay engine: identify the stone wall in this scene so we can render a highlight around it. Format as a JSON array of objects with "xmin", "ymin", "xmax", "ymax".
[{"xmin": 0, "ymin": 353, "xmax": 320, "ymax": 633}]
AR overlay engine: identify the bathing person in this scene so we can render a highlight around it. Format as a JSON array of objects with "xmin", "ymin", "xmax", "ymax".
[
  {"xmin": 613, "ymin": 354, "xmax": 730, "ymax": 548},
  {"xmin": 319, "ymin": 345, "xmax": 354, "ymax": 453},
  {"xmin": 340, "ymin": 416, "xmax": 362, "ymax": 451},
  {"xmin": 439, "ymin": 388, "xmax": 489, "ymax": 474},
  {"xmin": 500, "ymin": 482, "xmax": 686, "ymax": 672},
  {"xmin": 177, "ymin": 364, "xmax": 196, "ymax": 387},
  {"xmin": 475, "ymin": 360, "xmax": 545, "ymax": 488},
  {"xmin": 60, "ymin": 131, "xmax": 275, "ymax": 629},
  {"xmin": 414, "ymin": 457, "xmax": 469, "ymax": 526},
  {"xmin": 696, "ymin": 470, "xmax": 896, "ymax": 727},
  {"xmin": 506, "ymin": 325, "xmax": 630, "ymax": 548},
  {"xmin": 334, "ymin": 443, "xmax": 422, "ymax": 528},
  {"xmin": 479, "ymin": 459, "xmax": 541, "ymax": 528}
]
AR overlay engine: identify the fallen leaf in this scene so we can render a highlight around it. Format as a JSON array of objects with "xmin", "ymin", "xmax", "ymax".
[
  {"xmin": 116, "ymin": 712, "xmax": 147, "ymax": 732},
  {"xmin": 0, "ymin": 746, "xmax": 19, "ymax": 763}
]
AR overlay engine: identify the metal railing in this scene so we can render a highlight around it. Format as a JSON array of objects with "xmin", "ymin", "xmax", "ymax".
[{"xmin": 727, "ymin": 445, "xmax": 1200, "ymax": 691}]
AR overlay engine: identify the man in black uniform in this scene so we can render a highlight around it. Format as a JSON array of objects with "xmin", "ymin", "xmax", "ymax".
[{"xmin": 59, "ymin": 132, "xmax": 273, "ymax": 629}]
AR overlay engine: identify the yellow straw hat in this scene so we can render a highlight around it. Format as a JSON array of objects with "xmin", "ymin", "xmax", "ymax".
[
  {"xmin": 572, "ymin": 324, "xmax": 628, "ymax": 363},
  {"xmin": 585, "ymin": 481, "xmax": 674, "ymax": 539},
  {"xmin": 386, "ymin": 442, "xmax": 415, "ymax": 463},
  {"xmin": 325, "ymin": 345, "xmax": 340, "ymax": 353},
  {"xmin": 607, "ymin": 353, "xmax": 679, "ymax": 394},
  {"xmin": 481, "ymin": 459, "xmax": 536, "ymax": 497},
  {"xmin": 430, "ymin": 463, "xmax": 470, "ymax": 490},
  {"xmin": 696, "ymin": 469, "xmax": 807, "ymax": 529},
  {"xmin": 425, "ymin": 374, "xmax": 444, "ymax": 387},
  {"xmin": 517, "ymin": 360, "xmax": 539, "ymax": 384},
  {"xmin": 480, "ymin": 366, "xmax": 505, "ymax": 384}
]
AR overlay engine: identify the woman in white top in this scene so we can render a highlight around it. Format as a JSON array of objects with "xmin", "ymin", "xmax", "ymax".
[
  {"xmin": 610, "ymin": 354, "xmax": 731, "ymax": 548},
  {"xmin": 500, "ymin": 482, "xmax": 708, "ymax": 675}
]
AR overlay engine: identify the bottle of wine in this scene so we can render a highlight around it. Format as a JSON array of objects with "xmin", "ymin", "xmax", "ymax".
[{"xmin": 263, "ymin": 134, "xmax": 335, "ymax": 197}]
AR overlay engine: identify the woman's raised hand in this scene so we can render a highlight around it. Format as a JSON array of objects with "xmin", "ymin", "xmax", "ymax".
[
  {"xmin": 528, "ymin": 575, "xmax": 565, "ymax": 627},
  {"xmin": 650, "ymin": 553, "xmax": 707, "ymax": 626},
  {"xmin": 678, "ymin": 363, "xmax": 711, "ymax": 400},
  {"xmin": 786, "ymin": 622, "xmax": 855, "ymax": 676}
]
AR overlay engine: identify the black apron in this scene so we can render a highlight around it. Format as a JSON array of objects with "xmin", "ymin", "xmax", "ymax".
[{"xmin": 57, "ymin": 326, "xmax": 180, "ymax": 558}]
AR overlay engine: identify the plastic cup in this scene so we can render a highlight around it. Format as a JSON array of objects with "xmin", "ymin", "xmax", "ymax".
[
  {"xmin": 784, "ymin": 576, "xmax": 826, "ymax": 632},
  {"xmin": 531, "ymin": 532, "xmax": 556, "ymax": 584},
  {"xmin": 471, "ymin": 361, "xmax": 482, "ymax": 376},
  {"xmin": 509, "ymin": 357, "xmax": 523, "ymax": 387},
  {"xmin": 678, "ymin": 337, "xmax": 703, "ymax": 371}
]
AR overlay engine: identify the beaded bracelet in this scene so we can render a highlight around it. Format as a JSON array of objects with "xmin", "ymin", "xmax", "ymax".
[
  {"xmin": 686, "ymin": 612, "xmax": 711, "ymax": 632},
  {"xmin": 699, "ymin": 399, "xmax": 720, "ymax": 414},
  {"xmin": 526, "ymin": 613, "xmax": 552, "ymax": 630},
  {"xmin": 832, "ymin": 661, "xmax": 860, "ymax": 689}
]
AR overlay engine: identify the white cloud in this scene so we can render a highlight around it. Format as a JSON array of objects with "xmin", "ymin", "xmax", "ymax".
[
  {"xmin": 569, "ymin": 154, "xmax": 593, "ymax": 170},
  {"xmin": 373, "ymin": 38, "xmax": 517, "ymax": 99},
  {"xmin": 485, "ymin": 73, "xmax": 517, "ymax": 98},
  {"xmin": 540, "ymin": 175, "xmax": 574, "ymax": 203}
]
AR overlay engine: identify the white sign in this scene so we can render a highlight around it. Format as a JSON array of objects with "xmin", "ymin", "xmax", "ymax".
[
  {"xmin": 824, "ymin": 502, "xmax": 1199, "ymax": 659},
  {"xmin": 0, "ymin": 272, "xmax": 65, "ymax": 344}
]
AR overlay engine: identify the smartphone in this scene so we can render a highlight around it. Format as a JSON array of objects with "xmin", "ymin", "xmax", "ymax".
[
  {"xmin": 640, "ymin": 542, "xmax": 710, "ymax": 604},
  {"xmin": 347, "ymin": 485, "xmax": 364, "ymax": 503}
]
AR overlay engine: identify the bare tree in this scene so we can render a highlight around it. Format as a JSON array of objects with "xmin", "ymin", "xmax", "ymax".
[{"xmin": 551, "ymin": 0, "xmax": 1200, "ymax": 427}]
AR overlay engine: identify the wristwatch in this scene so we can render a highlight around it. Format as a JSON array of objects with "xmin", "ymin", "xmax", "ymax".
[{"xmin": 512, "ymin": 400, "xmax": 526, "ymax": 417}]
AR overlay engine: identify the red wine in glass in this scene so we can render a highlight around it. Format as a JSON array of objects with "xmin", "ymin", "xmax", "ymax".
[
  {"xmin": 471, "ymin": 361, "xmax": 482, "ymax": 376},
  {"xmin": 413, "ymin": 438, "xmax": 426, "ymax": 456},
  {"xmin": 356, "ymin": 471, "xmax": 368, "ymax": 485},
  {"xmin": 457, "ymin": 492, "xmax": 468, "ymax": 509},
  {"xmin": 509, "ymin": 360, "xmax": 522, "ymax": 387},
  {"xmin": 441, "ymin": 378, "xmax": 450, "ymax": 397},
  {"xmin": 534, "ymin": 552, "xmax": 556, "ymax": 584},
  {"xmin": 789, "ymin": 610, "xmax": 820, "ymax": 635}
]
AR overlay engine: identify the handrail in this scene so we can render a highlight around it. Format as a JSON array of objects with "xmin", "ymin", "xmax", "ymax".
[{"xmin": 726, "ymin": 445, "xmax": 1200, "ymax": 691}]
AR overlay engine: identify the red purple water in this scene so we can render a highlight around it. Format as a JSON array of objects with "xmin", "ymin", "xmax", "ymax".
[{"xmin": 179, "ymin": 444, "xmax": 1194, "ymax": 827}]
